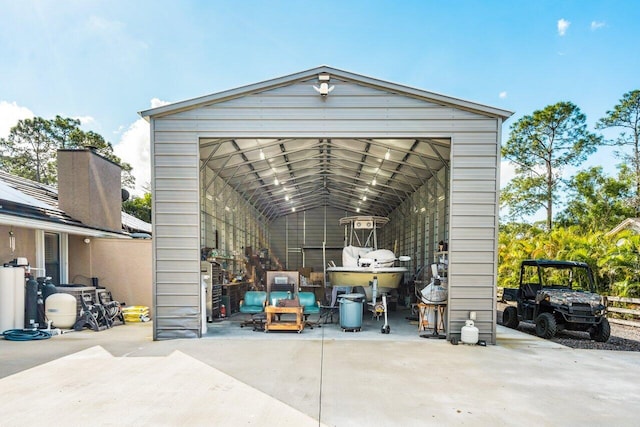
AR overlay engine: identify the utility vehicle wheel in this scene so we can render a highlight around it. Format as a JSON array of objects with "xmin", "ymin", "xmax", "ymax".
[
  {"xmin": 590, "ymin": 317, "xmax": 611, "ymax": 342},
  {"xmin": 502, "ymin": 306, "xmax": 519, "ymax": 329},
  {"xmin": 535, "ymin": 312, "xmax": 557, "ymax": 339}
]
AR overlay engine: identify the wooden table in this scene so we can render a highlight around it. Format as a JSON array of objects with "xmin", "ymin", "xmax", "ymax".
[
  {"xmin": 264, "ymin": 306, "xmax": 304, "ymax": 333},
  {"xmin": 417, "ymin": 302, "xmax": 446, "ymax": 335}
]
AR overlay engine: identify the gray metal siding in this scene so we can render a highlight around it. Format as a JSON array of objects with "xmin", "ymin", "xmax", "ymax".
[
  {"xmin": 270, "ymin": 207, "xmax": 345, "ymax": 274},
  {"xmin": 448, "ymin": 133, "xmax": 500, "ymax": 343},
  {"xmin": 153, "ymin": 79, "xmax": 495, "ymax": 138},
  {"xmin": 303, "ymin": 209, "xmax": 329, "ymax": 273},
  {"xmin": 270, "ymin": 216, "xmax": 287, "ymax": 268},
  {"xmin": 151, "ymin": 76, "xmax": 503, "ymax": 342},
  {"xmin": 152, "ymin": 128, "xmax": 201, "ymax": 339}
]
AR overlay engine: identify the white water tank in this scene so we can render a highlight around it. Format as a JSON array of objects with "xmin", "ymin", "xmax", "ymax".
[
  {"xmin": 0, "ymin": 266, "xmax": 25, "ymax": 332},
  {"xmin": 45, "ymin": 293, "xmax": 77, "ymax": 328},
  {"xmin": 461, "ymin": 319, "xmax": 479, "ymax": 344}
]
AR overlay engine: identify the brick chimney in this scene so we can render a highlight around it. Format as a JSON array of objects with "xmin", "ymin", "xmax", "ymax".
[{"xmin": 57, "ymin": 148, "xmax": 122, "ymax": 232}]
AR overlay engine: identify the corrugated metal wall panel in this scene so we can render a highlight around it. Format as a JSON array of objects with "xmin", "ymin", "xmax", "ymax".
[
  {"xmin": 451, "ymin": 204, "xmax": 496, "ymax": 216},
  {"xmin": 451, "ymin": 142, "xmax": 499, "ymax": 156},
  {"xmin": 157, "ymin": 282, "xmax": 198, "ymax": 295},
  {"xmin": 269, "ymin": 207, "xmax": 346, "ymax": 273},
  {"xmin": 449, "ymin": 239, "xmax": 495, "ymax": 252},
  {"xmin": 449, "ymin": 310, "xmax": 494, "ymax": 323},
  {"xmin": 155, "ymin": 168, "xmax": 199, "ymax": 180},
  {"xmin": 448, "ymin": 298, "xmax": 494, "ymax": 311},
  {"xmin": 152, "ymin": 123, "xmax": 201, "ymax": 340},
  {"xmin": 449, "ymin": 227, "xmax": 496, "ymax": 240},
  {"xmin": 156, "ymin": 249, "xmax": 200, "ymax": 260},
  {"xmin": 270, "ymin": 216, "xmax": 287, "ymax": 266},
  {"xmin": 325, "ymin": 208, "xmax": 346, "ymax": 247},
  {"xmin": 448, "ymin": 285, "xmax": 495, "ymax": 299},
  {"xmin": 451, "ymin": 168, "xmax": 498, "ymax": 180},
  {"xmin": 154, "ymin": 119, "xmax": 498, "ymax": 134},
  {"xmin": 156, "ymin": 271, "xmax": 199, "ymax": 283},
  {"xmin": 154, "ymin": 237, "xmax": 198, "ymax": 249},
  {"xmin": 450, "ymin": 215, "xmax": 496, "ymax": 228},
  {"xmin": 452, "ymin": 263, "xmax": 495, "ymax": 275},
  {"xmin": 286, "ymin": 213, "xmax": 303, "ymax": 269},
  {"xmin": 304, "ymin": 209, "xmax": 326, "ymax": 244},
  {"xmin": 452, "ymin": 180, "xmax": 497, "ymax": 192},
  {"xmin": 154, "ymin": 224, "xmax": 199, "ymax": 236},
  {"xmin": 168, "ymin": 107, "xmax": 482, "ymax": 121},
  {"xmin": 451, "ymin": 191, "xmax": 497, "ymax": 204},
  {"xmin": 303, "ymin": 209, "xmax": 327, "ymax": 273},
  {"xmin": 193, "ymin": 94, "xmax": 435, "ymax": 109},
  {"xmin": 448, "ymin": 130, "xmax": 500, "ymax": 343}
]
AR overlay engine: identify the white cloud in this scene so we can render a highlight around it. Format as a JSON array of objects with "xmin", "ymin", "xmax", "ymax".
[
  {"xmin": 499, "ymin": 91, "xmax": 507, "ymax": 99},
  {"xmin": 150, "ymin": 98, "xmax": 170, "ymax": 109},
  {"xmin": 591, "ymin": 21, "xmax": 605, "ymax": 31},
  {"xmin": 0, "ymin": 101, "xmax": 34, "ymax": 138},
  {"xmin": 500, "ymin": 161, "xmax": 517, "ymax": 189},
  {"xmin": 114, "ymin": 98, "xmax": 171, "ymax": 195},
  {"xmin": 75, "ymin": 115, "xmax": 96, "ymax": 126},
  {"xmin": 557, "ymin": 18, "xmax": 570, "ymax": 36},
  {"xmin": 114, "ymin": 118, "xmax": 150, "ymax": 195}
]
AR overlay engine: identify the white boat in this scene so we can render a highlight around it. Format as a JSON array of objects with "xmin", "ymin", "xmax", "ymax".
[{"xmin": 327, "ymin": 216, "xmax": 409, "ymax": 301}]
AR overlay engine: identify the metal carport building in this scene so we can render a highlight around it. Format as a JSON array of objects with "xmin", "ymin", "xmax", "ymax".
[{"xmin": 140, "ymin": 65, "xmax": 512, "ymax": 342}]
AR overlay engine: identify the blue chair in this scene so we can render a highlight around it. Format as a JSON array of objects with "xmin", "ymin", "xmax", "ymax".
[
  {"xmin": 298, "ymin": 291, "xmax": 320, "ymax": 328},
  {"xmin": 239, "ymin": 291, "xmax": 267, "ymax": 329}
]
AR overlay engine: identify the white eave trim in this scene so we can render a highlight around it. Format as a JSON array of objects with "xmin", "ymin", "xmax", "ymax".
[{"xmin": 0, "ymin": 213, "xmax": 131, "ymax": 239}]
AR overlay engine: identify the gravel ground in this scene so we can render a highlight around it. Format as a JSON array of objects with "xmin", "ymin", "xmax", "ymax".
[{"xmin": 497, "ymin": 302, "xmax": 640, "ymax": 352}]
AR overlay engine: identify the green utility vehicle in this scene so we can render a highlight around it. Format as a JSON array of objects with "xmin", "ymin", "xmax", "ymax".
[{"xmin": 502, "ymin": 260, "xmax": 610, "ymax": 342}]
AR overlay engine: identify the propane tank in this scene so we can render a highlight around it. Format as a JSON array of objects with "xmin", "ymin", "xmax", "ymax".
[{"xmin": 461, "ymin": 319, "xmax": 479, "ymax": 344}]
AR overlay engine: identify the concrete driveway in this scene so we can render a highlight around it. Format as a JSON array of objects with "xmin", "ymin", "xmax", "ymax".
[{"xmin": 1, "ymin": 313, "xmax": 639, "ymax": 426}]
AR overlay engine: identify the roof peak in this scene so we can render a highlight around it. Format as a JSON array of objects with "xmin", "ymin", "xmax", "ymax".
[{"xmin": 140, "ymin": 66, "xmax": 513, "ymax": 120}]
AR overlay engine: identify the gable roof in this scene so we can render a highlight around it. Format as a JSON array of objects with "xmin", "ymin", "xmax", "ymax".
[
  {"xmin": 606, "ymin": 218, "xmax": 640, "ymax": 236},
  {"xmin": 140, "ymin": 65, "xmax": 513, "ymax": 120},
  {"xmin": 139, "ymin": 65, "xmax": 513, "ymax": 219},
  {"xmin": 0, "ymin": 170, "xmax": 151, "ymax": 237}
]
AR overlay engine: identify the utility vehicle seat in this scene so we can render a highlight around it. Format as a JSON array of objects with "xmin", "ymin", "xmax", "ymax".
[{"xmin": 521, "ymin": 283, "xmax": 541, "ymax": 300}]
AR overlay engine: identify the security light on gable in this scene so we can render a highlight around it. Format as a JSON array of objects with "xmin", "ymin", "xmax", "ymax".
[{"xmin": 313, "ymin": 74, "xmax": 334, "ymax": 96}]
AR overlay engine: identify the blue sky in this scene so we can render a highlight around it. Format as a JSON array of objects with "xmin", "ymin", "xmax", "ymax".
[{"xmin": 1, "ymin": 0, "xmax": 638, "ymax": 198}]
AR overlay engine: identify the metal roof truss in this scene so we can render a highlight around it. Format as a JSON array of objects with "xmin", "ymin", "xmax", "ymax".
[{"xmin": 200, "ymin": 138, "xmax": 450, "ymax": 220}]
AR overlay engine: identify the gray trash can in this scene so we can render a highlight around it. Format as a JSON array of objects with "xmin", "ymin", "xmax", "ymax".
[{"xmin": 339, "ymin": 293, "xmax": 364, "ymax": 331}]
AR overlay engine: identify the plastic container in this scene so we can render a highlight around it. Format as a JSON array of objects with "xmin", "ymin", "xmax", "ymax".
[
  {"xmin": 122, "ymin": 306, "xmax": 150, "ymax": 322},
  {"xmin": 45, "ymin": 293, "xmax": 77, "ymax": 328},
  {"xmin": 339, "ymin": 293, "xmax": 364, "ymax": 330}
]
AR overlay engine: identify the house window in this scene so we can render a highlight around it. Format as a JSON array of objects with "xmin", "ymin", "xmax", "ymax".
[{"xmin": 44, "ymin": 232, "xmax": 60, "ymax": 285}]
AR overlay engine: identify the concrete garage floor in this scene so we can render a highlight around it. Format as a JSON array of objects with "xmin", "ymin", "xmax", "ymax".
[{"xmin": 1, "ymin": 309, "xmax": 640, "ymax": 426}]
